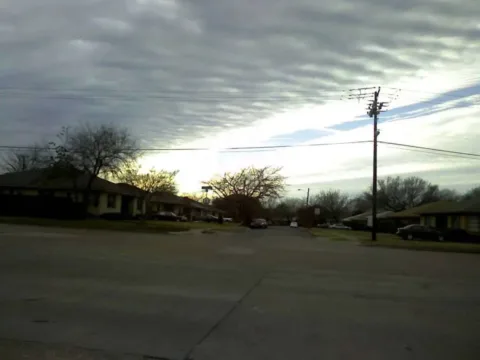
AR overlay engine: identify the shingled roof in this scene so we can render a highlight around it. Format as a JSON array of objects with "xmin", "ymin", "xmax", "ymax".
[
  {"xmin": 150, "ymin": 192, "xmax": 225, "ymax": 213},
  {"xmin": 0, "ymin": 169, "xmax": 139, "ymax": 196},
  {"xmin": 420, "ymin": 199, "xmax": 480, "ymax": 215},
  {"xmin": 388, "ymin": 201, "xmax": 455, "ymax": 218}
]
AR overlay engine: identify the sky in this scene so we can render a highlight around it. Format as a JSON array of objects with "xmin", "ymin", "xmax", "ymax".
[{"xmin": 1, "ymin": 0, "xmax": 479, "ymax": 198}]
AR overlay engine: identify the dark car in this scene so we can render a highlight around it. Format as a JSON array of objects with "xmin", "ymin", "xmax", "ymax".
[
  {"xmin": 154, "ymin": 211, "xmax": 179, "ymax": 221},
  {"xmin": 204, "ymin": 214, "xmax": 218, "ymax": 222},
  {"xmin": 250, "ymin": 218, "xmax": 268, "ymax": 229},
  {"xmin": 396, "ymin": 224, "xmax": 443, "ymax": 241},
  {"xmin": 396, "ymin": 225, "xmax": 478, "ymax": 242},
  {"xmin": 441, "ymin": 228, "xmax": 480, "ymax": 243}
]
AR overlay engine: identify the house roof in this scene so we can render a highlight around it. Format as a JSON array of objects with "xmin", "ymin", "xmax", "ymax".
[
  {"xmin": 387, "ymin": 201, "xmax": 455, "ymax": 218},
  {"xmin": 0, "ymin": 169, "xmax": 139, "ymax": 196},
  {"xmin": 420, "ymin": 199, "xmax": 480, "ymax": 215},
  {"xmin": 150, "ymin": 192, "xmax": 226, "ymax": 213},
  {"xmin": 150, "ymin": 191, "xmax": 191, "ymax": 206},
  {"xmin": 116, "ymin": 183, "xmax": 148, "ymax": 197},
  {"xmin": 343, "ymin": 210, "xmax": 393, "ymax": 222}
]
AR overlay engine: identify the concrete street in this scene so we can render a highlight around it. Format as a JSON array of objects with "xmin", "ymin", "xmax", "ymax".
[{"xmin": 0, "ymin": 223, "xmax": 479, "ymax": 360}]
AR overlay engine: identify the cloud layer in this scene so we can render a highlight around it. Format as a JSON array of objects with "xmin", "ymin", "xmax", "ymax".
[{"xmin": 1, "ymin": 0, "xmax": 479, "ymax": 194}]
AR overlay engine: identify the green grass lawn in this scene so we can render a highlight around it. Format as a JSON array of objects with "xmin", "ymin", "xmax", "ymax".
[
  {"xmin": 310, "ymin": 228, "xmax": 398, "ymax": 241},
  {"xmin": 359, "ymin": 237, "xmax": 480, "ymax": 253},
  {"xmin": 310, "ymin": 227, "xmax": 480, "ymax": 254},
  {"xmin": 0, "ymin": 217, "xmax": 241, "ymax": 234}
]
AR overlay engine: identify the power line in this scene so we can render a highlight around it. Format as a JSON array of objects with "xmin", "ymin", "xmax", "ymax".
[
  {"xmin": 383, "ymin": 86, "xmax": 479, "ymax": 100},
  {"xmin": 1, "ymin": 140, "xmax": 479, "ymax": 159},
  {"xmin": 380, "ymin": 144, "xmax": 480, "ymax": 161},
  {"xmin": 0, "ymin": 87, "xmax": 345, "ymax": 102},
  {"xmin": 0, "ymin": 140, "xmax": 372, "ymax": 153},
  {"xmin": 378, "ymin": 141, "xmax": 480, "ymax": 158}
]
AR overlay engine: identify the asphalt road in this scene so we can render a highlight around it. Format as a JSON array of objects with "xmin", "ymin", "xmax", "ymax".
[{"xmin": 0, "ymin": 224, "xmax": 479, "ymax": 360}]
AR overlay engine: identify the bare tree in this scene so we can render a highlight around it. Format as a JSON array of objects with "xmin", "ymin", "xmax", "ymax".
[
  {"xmin": 205, "ymin": 166, "xmax": 286, "ymax": 224},
  {"xmin": 463, "ymin": 186, "xmax": 480, "ymax": 201},
  {"xmin": 436, "ymin": 188, "xmax": 461, "ymax": 202},
  {"xmin": 180, "ymin": 192, "xmax": 207, "ymax": 202},
  {"xmin": 118, "ymin": 163, "xmax": 178, "ymax": 194},
  {"xmin": 379, "ymin": 176, "xmax": 442, "ymax": 211},
  {"xmin": 204, "ymin": 166, "xmax": 286, "ymax": 200},
  {"xmin": 0, "ymin": 144, "xmax": 50, "ymax": 173},
  {"xmin": 48, "ymin": 124, "xmax": 141, "ymax": 205},
  {"xmin": 273, "ymin": 197, "xmax": 303, "ymax": 221},
  {"xmin": 312, "ymin": 189, "xmax": 351, "ymax": 221}
]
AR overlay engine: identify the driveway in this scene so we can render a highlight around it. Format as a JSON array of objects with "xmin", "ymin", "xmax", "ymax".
[{"xmin": 0, "ymin": 223, "xmax": 479, "ymax": 359}]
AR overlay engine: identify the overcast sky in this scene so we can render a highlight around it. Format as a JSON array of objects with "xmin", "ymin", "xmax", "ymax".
[{"xmin": 1, "ymin": 0, "xmax": 479, "ymax": 197}]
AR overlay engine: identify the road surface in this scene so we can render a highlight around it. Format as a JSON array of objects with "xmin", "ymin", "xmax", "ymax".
[{"xmin": 0, "ymin": 224, "xmax": 479, "ymax": 359}]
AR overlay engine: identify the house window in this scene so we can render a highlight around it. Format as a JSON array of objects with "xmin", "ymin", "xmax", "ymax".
[
  {"xmin": 163, "ymin": 204, "xmax": 174, "ymax": 212},
  {"xmin": 107, "ymin": 194, "xmax": 116, "ymax": 208},
  {"xmin": 137, "ymin": 198, "xmax": 143, "ymax": 211}
]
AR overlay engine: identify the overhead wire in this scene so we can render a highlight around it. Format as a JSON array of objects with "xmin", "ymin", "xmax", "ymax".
[{"xmin": 1, "ymin": 141, "xmax": 479, "ymax": 160}]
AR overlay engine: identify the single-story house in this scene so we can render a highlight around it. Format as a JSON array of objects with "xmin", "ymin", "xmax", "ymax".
[
  {"xmin": 342, "ymin": 210, "xmax": 394, "ymax": 231},
  {"xmin": 0, "ymin": 169, "xmax": 146, "ymax": 218},
  {"xmin": 419, "ymin": 199, "xmax": 480, "ymax": 233},
  {"xmin": 343, "ymin": 210, "xmax": 393, "ymax": 223},
  {"xmin": 149, "ymin": 192, "xmax": 224, "ymax": 219},
  {"xmin": 386, "ymin": 201, "xmax": 455, "ymax": 226}
]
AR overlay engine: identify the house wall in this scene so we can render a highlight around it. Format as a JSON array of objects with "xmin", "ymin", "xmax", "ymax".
[
  {"xmin": 1, "ymin": 187, "xmax": 147, "ymax": 217},
  {"xmin": 151, "ymin": 203, "xmax": 183, "ymax": 214},
  {"xmin": 131, "ymin": 197, "xmax": 146, "ymax": 217},
  {"xmin": 0, "ymin": 189, "xmax": 39, "ymax": 196},
  {"xmin": 87, "ymin": 193, "xmax": 121, "ymax": 216},
  {"xmin": 467, "ymin": 216, "xmax": 480, "ymax": 233},
  {"xmin": 421, "ymin": 215, "xmax": 473, "ymax": 231},
  {"xmin": 420, "ymin": 216, "xmax": 436, "ymax": 227}
]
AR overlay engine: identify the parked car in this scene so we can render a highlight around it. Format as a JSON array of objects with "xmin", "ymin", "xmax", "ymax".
[
  {"xmin": 250, "ymin": 218, "xmax": 268, "ymax": 229},
  {"xmin": 154, "ymin": 211, "xmax": 179, "ymax": 221},
  {"xmin": 178, "ymin": 215, "xmax": 188, "ymax": 222},
  {"xmin": 223, "ymin": 217, "xmax": 233, "ymax": 223},
  {"xmin": 397, "ymin": 225, "xmax": 480, "ymax": 242},
  {"xmin": 290, "ymin": 221, "xmax": 299, "ymax": 228},
  {"xmin": 329, "ymin": 224, "xmax": 351, "ymax": 230},
  {"xmin": 204, "ymin": 214, "xmax": 218, "ymax": 222},
  {"xmin": 397, "ymin": 224, "xmax": 454, "ymax": 241}
]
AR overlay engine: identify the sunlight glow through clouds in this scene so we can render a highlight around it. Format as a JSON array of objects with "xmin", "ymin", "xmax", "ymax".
[
  {"xmin": 2, "ymin": 0, "xmax": 479, "ymax": 194},
  {"xmin": 143, "ymin": 89, "xmax": 480, "ymax": 194}
]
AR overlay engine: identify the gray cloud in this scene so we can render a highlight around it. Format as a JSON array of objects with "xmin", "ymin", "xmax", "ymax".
[{"xmin": 0, "ymin": 0, "xmax": 479, "ymax": 147}]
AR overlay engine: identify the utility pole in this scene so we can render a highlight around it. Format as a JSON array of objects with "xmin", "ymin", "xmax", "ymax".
[
  {"xmin": 20, "ymin": 155, "xmax": 27, "ymax": 171},
  {"xmin": 368, "ymin": 88, "xmax": 381, "ymax": 241},
  {"xmin": 298, "ymin": 188, "xmax": 310, "ymax": 207},
  {"xmin": 347, "ymin": 86, "xmax": 391, "ymax": 241}
]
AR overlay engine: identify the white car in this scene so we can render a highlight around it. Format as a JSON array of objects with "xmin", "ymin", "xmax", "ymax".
[
  {"xmin": 329, "ymin": 224, "xmax": 351, "ymax": 230},
  {"xmin": 290, "ymin": 221, "xmax": 299, "ymax": 228}
]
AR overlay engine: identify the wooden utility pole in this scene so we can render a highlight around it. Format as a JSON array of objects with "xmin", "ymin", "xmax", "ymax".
[
  {"xmin": 347, "ymin": 86, "xmax": 389, "ymax": 241},
  {"xmin": 368, "ymin": 88, "xmax": 381, "ymax": 241}
]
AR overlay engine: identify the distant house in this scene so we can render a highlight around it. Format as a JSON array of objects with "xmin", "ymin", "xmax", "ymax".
[
  {"xmin": 149, "ymin": 191, "xmax": 224, "ymax": 220},
  {"xmin": 343, "ymin": 210, "xmax": 393, "ymax": 224},
  {"xmin": 342, "ymin": 210, "xmax": 394, "ymax": 230},
  {"xmin": 0, "ymin": 169, "xmax": 146, "ymax": 218},
  {"xmin": 419, "ymin": 199, "xmax": 480, "ymax": 233},
  {"xmin": 386, "ymin": 201, "xmax": 455, "ymax": 226}
]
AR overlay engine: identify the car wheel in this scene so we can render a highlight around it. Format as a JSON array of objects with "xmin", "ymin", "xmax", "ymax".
[{"xmin": 407, "ymin": 234, "xmax": 413, "ymax": 240}]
